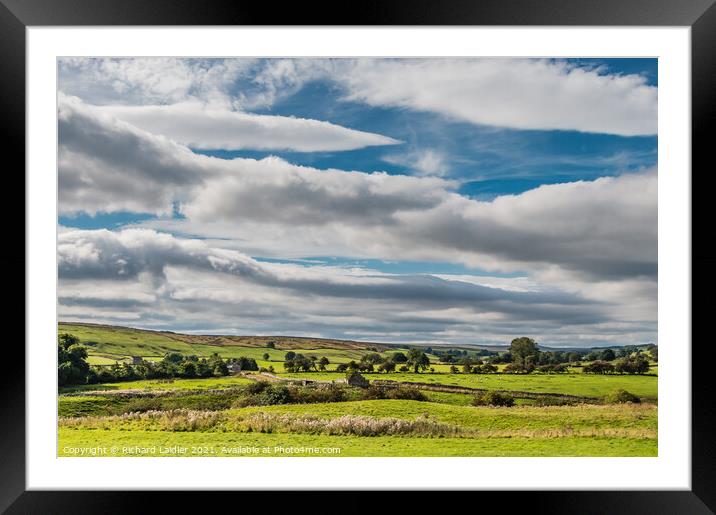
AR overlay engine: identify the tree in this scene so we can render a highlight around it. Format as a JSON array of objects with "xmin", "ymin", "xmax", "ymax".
[
  {"xmin": 450, "ymin": 365, "xmax": 459, "ymax": 374},
  {"xmin": 179, "ymin": 360, "xmax": 197, "ymax": 378},
  {"xmin": 648, "ymin": 345, "xmax": 658, "ymax": 362},
  {"xmin": 266, "ymin": 341, "xmax": 276, "ymax": 349},
  {"xmin": 197, "ymin": 359, "xmax": 213, "ymax": 378},
  {"xmin": 391, "ymin": 352, "xmax": 408, "ymax": 363},
  {"xmin": 58, "ymin": 334, "xmax": 90, "ymax": 386},
  {"xmin": 567, "ymin": 352, "xmax": 581, "ymax": 363},
  {"xmin": 582, "ymin": 360, "xmax": 615, "ymax": 374},
  {"xmin": 599, "ymin": 349, "xmax": 616, "ymax": 361},
  {"xmin": 263, "ymin": 353, "xmax": 270, "ymax": 361},
  {"xmin": 509, "ymin": 337, "xmax": 540, "ymax": 369},
  {"xmin": 378, "ymin": 361, "xmax": 395, "ymax": 373},
  {"xmin": 285, "ymin": 351, "xmax": 296, "ymax": 361},
  {"xmin": 318, "ymin": 356, "xmax": 330, "ymax": 371},
  {"xmin": 614, "ymin": 356, "xmax": 650, "ymax": 374},
  {"xmin": 237, "ymin": 357, "xmax": 259, "ymax": 371},
  {"xmin": 163, "ymin": 352, "xmax": 184, "ymax": 364},
  {"xmin": 406, "ymin": 348, "xmax": 430, "ymax": 373},
  {"xmin": 58, "ymin": 333, "xmax": 80, "ymax": 349},
  {"xmin": 362, "ymin": 353, "xmax": 384, "ymax": 365}
]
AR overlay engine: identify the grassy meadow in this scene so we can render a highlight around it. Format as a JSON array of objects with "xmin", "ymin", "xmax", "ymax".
[{"xmin": 58, "ymin": 323, "xmax": 658, "ymax": 457}]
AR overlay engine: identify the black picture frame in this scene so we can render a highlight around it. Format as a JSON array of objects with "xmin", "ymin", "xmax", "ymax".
[{"xmin": 2, "ymin": 0, "xmax": 713, "ymax": 512}]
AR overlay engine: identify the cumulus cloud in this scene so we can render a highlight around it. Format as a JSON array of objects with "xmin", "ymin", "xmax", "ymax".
[
  {"xmin": 56, "ymin": 61, "xmax": 658, "ymax": 346},
  {"xmin": 58, "ymin": 228, "xmax": 636, "ymax": 345},
  {"xmin": 58, "ymin": 94, "xmax": 452, "ymax": 219},
  {"xmin": 336, "ymin": 58, "xmax": 657, "ymax": 136},
  {"xmin": 60, "ymin": 58, "xmax": 657, "ymax": 137},
  {"xmin": 58, "ymin": 94, "xmax": 211, "ymax": 215},
  {"xmin": 60, "ymin": 94, "xmax": 656, "ymax": 283}
]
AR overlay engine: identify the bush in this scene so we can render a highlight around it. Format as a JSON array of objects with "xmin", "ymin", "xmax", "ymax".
[
  {"xmin": 536, "ymin": 363, "xmax": 568, "ymax": 374},
  {"xmin": 603, "ymin": 389, "xmax": 641, "ymax": 404},
  {"xmin": 255, "ymin": 384, "xmax": 292, "ymax": 405},
  {"xmin": 346, "ymin": 371, "xmax": 370, "ymax": 388},
  {"xmin": 582, "ymin": 360, "xmax": 615, "ymax": 374},
  {"xmin": 291, "ymin": 384, "xmax": 347, "ymax": 404},
  {"xmin": 503, "ymin": 363, "xmax": 534, "ymax": 374},
  {"xmin": 361, "ymin": 386, "xmax": 426, "ymax": 401},
  {"xmin": 472, "ymin": 391, "xmax": 515, "ymax": 407},
  {"xmin": 245, "ymin": 381, "xmax": 272, "ymax": 394},
  {"xmin": 472, "ymin": 363, "xmax": 498, "ymax": 374},
  {"xmin": 614, "ymin": 357, "xmax": 650, "ymax": 374}
]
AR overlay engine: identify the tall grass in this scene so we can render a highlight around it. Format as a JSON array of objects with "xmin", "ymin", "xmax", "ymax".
[{"xmin": 59, "ymin": 409, "xmax": 656, "ymax": 439}]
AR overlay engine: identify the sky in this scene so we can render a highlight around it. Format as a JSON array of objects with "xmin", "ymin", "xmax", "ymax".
[{"xmin": 57, "ymin": 57, "xmax": 658, "ymax": 348}]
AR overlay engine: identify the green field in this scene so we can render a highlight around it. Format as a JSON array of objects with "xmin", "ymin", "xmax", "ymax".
[
  {"xmin": 57, "ymin": 323, "xmax": 658, "ymax": 457},
  {"xmin": 58, "ymin": 399, "xmax": 657, "ymax": 457},
  {"xmin": 280, "ymin": 371, "xmax": 658, "ymax": 400},
  {"xmin": 59, "ymin": 429, "xmax": 656, "ymax": 457}
]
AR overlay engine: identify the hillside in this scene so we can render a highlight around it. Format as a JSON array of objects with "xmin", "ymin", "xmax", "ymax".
[{"xmin": 58, "ymin": 322, "xmax": 403, "ymax": 365}]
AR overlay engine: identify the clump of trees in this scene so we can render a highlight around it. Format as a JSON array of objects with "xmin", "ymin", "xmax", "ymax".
[
  {"xmin": 57, "ymin": 333, "xmax": 263, "ymax": 386},
  {"xmin": 582, "ymin": 360, "xmax": 615, "ymax": 374},
  {"xmin": 58, "ymin": 333, "xmax": 90, "ymax": 387},
  {"xmin": 283, "ymin": 353, "xmax": 314, "ymax": 372},
  {"xmin": 90, "ymin": 352, "xmax": 235, "ymax": 384},
  {"xmin": 614, "ymin": 355, "xmax": 651, "ymax": 374},
  {"xmin": 536, "ymin": 363, "xmax": 568, "ymax": 374},
  {"xmin": 583, "ymin": 355, "xmax": 650, "ymax": 375}
]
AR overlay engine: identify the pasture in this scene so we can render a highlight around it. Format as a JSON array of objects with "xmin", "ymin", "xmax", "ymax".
[{"xmin": 57, "ymin": 323, "xmax": 658, "ymax": 457}]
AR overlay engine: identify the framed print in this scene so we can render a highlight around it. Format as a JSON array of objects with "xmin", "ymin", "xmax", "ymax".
[{"xmin": 3, "ymin": 0, "xmax": 714, "ymax": 512}]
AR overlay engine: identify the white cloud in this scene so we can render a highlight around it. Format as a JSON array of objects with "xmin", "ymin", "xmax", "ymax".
[
  {"xmin": 383, "ymin": 149, "xmax": 450, "ymax": 176},
  {"xmin": 58, "ymin": 228, "xmax": 653, "ymax": 346},
  {"xmin": 60, "ymin": 58, "xmax": 657, "ymax": 137},
  {"xmin": 97, "ymin": 101, "xmax": 400, "ymax": 152},
  {"xmin": 338, "ymin": 58, "xmax": 657, "ymax": 136},
  {"xmin": 60, "ymin": 94, "xmax": 656, "ymax": 283},
  {"xmin": 59, "ymin": 57, "xmax": 254, "ymax": 108},
  {"xmin": 329, "ymin": 58, "xmax": 657, "ymax": 136}
]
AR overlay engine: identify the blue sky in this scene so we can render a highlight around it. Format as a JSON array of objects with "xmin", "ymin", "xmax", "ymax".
[{"xmin": 57, "ymin": 57, "xmax": 657, "ymax": 347}]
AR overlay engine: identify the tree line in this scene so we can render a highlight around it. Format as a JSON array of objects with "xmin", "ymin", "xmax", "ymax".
[{"xmin": 58, "ymin": 333, "xmax": 257, "ymax": 386}]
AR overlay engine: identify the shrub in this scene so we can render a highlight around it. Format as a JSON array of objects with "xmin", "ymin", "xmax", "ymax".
[
  {"xmin": 614, "ymin": 357, "xmax": 651, "ymax": 374},
  {"xmin": 291, "ymin": 384, "xmax": 347, "ymax": 404},
  {"xmin": 361, "ymin": 386, "xmax": 426, "ymax": 401},
  {"xmin": 536, "ymin": 363, "xmax": 569, "ymax": 374},
  {"xmin": 604, "ymin": 389, "xmax": 641, "ymax": 404},
  {"xmin": 472, "ymin": 363, "xmax": 498, "ymax": 374},
  {"xmin": 246, "ymin": 381, "xmax": 270, "ymax": 394},
  {"xmin": 346, "ymin": 371, "xmax": 370, "ymax": 388},
  {"xmin": 259, "ymin": 385, "xmax": 292, "ymax": 405},
  {"xmin": 582, "ymin": 360, "xmax": 615, "ymax": 374},
  {"xmin": 472, "ymin": 391, "xmax": 515, "ymax": 407},
  {"xmin": 503, "ymin": 363, "xmax": 534, "ymax": 374}
]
